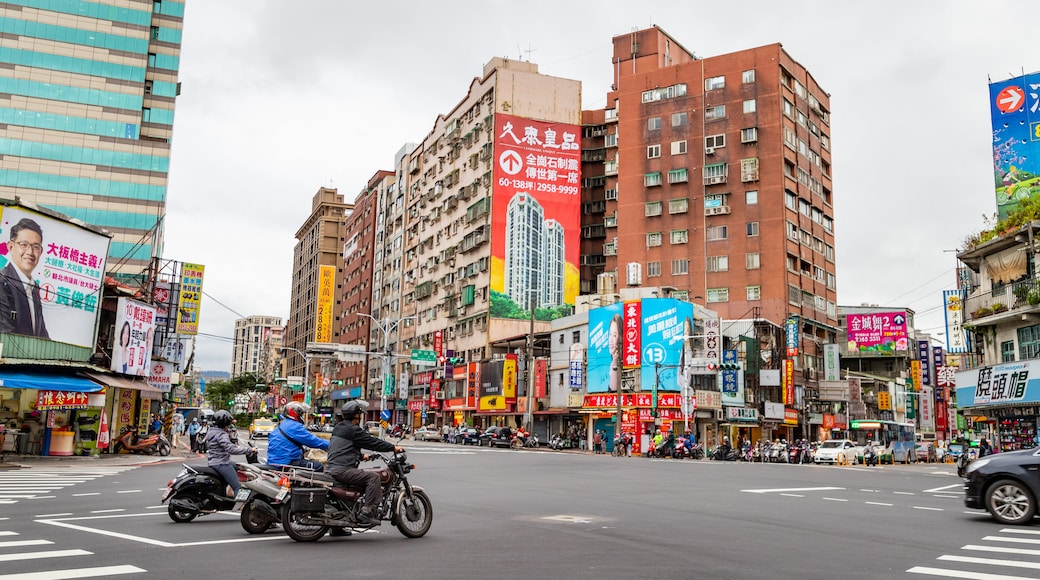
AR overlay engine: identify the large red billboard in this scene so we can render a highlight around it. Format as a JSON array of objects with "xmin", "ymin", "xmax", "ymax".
[{"xmin": 490, "ymin": 113, "xmax": 580, "ymax": 320}]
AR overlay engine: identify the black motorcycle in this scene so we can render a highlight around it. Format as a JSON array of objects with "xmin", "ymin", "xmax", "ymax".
[
  {"xmin": 162, "ymin": 448, "xmax": 260, "ymax": 523},
  {"xmin": 279, "ymin": 450, "xmax": 432, "ymax": 542}
]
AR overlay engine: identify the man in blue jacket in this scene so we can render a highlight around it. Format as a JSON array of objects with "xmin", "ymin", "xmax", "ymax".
[{"xmin": 266, "ymin": 402, "xmax": 329, "ymax": 471}]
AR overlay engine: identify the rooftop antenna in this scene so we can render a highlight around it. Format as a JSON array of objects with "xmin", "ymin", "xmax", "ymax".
[{"xmin": 518, "ymin": 43, "xmax": 535, "ymax": 62}]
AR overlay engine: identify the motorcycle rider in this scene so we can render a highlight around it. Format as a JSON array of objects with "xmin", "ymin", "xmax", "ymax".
[
  {"xmin": 204, "ymin": 410, "xmax": 254, "ymax": 496},
  {"xmin": 267, "ymin": 401, "xmax": 329, "ymax": 471},
  {"xmin": 326, "ymin": 400, "xmax": 403, "ymax": 525}
]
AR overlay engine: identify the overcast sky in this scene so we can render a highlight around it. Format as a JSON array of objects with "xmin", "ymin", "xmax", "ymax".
[{"xmin": 164, "ymin": 1, "xmax": 1028, "ymax": 373}]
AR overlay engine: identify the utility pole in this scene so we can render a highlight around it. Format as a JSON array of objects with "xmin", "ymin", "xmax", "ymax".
[
  {"xmin": 357, "ymin": 313, "xmax": 415, "ymax": 437},
  {"xmin": 524, "ymin": 291, "xmax": 536, "ymax": 431}
]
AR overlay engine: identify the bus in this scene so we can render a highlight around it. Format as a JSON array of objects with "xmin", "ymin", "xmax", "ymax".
[{"xmin": 848, "ymin": 420, "xmax": 916, "ymax": 463}]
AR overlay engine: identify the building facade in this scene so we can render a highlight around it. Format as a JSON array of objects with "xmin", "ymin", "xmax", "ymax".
[
  {"xmin": 0, "ymin": 0, "xmax": 187, "ymax": 280},
  {"xmin": 230, "ymin": 315, "xmax": 283, "ymax": 380}
]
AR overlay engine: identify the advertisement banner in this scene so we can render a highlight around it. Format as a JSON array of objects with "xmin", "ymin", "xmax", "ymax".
[
  {"xmin": 112, "ymin": 297, "xmax": 156, "ymax": 377},
  {"xmin": 956, "ymin": 360, "xmax": 1040, "ymax": 408},
  {"xmin": 535, "ymin": 358, "xmax": 547, "ymax": 398},
  {"xmin": 489, "ymin": 113, "xmax": 580, "ymax": 319},
  {"xmin": 640, "ymin": 298, "xmax": 695, "ymax": 392},
  {"xmin": 36, "ymin": 390, "xmax": 89, "ymax": 410},
  {"xmin": 568, "ymin": 343, "xmax": 583, "ymax": 391},
  {"xmin": 920, "ymin": 385, "xmax": 935, "ymax": 433},
  {"xmin": 937, "ymin": 365, "xmax": 956, "ymax": 388},
  {"xmin": 918, "ymin": 340, "xmax": 931, "ymax": 386},
  {"xmin": 314, "ymin": 265, "xmax": 335, "ymax": 342},
  {"xmin": 878, "ymin": 387, "xmax": 892, "ymax": 411},
  {"xmin": 932, "ymin": 346, "xmax": 944, "ymax": 375},
  {"xmin": 175, "ymin": 262, "xmax": 204, "ymax": 335},
  {"xmin": 503, "ymin": 353, "xmax": 518, "ymax": 404},
  {"xmin": 148, "ymin": 360, "xmax": 172, "ymax": 393},
  {"xmin": 721, "ymin": 349, "xmax": 743, "ymax": 406},
  {"xmin": 823, "ymin": 344, "xmax": 840, "ymax": 381},
  {"xmin": 782, "ymin": 359, "xmax": 795, "ymax": 404},
  {"xmin": 911, "ymin": 360, "xmax": 922, "ymax": 392},
  {"xmin": 988, "ymin": 73, "xmax": 1040, "ymax": 220},
  {"xmin": 846, "ymin": 311, "xmax": 908, "ymax": 353},
  {"xmin": 479, "ymin": 359, "xmax": 505, "ymax": 410},
  {"xmin": 943, "ymin": 290, "xmax": 969, "ymax": 353},
  {"xmin": 116, "ymin": 387, "xmax": 136, "ymax": 431},
  {"xmin": 583, "ymin": 392, "xmax": 681, "ymax": 409},
  {"xmin": 587, "ymin": 303, "xmax": 623, "ymax": 393},
  {"xmin": 785, "ymin": 316, "xmax": 799, "ymax": 357},
  {"xmin": 467, "ymin": 362, "xmax": 479, "ymax": 403},
  {"xmin": 434, "ymin": 330, "xmax": 443, "ymax": 360},
  {"xmin": 0, "ymin": 206, "xmax": 109, "ymax": 346},
  {"xmin": 622, "ymin": 300, "xmax": 642, "ymax": 369}
]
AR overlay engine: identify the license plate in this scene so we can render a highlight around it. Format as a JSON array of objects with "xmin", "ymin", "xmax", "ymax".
[
  {"xmin": 234, "ymin": 488, "xmax": 251, "ymax": 501},
  {"xmin": 161, "ymin": 488, "xmax": 173, "ymax": 502},
  {"xmin": 275, "ymin": 486, "xmax": 289, "ymax": 502}
]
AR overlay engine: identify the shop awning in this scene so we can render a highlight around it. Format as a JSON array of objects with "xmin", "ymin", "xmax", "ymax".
[
  {"xmin": 81, "ymin": 372, "xmax": 165, "ymax": 394},
  {"xmin": 0, "ymin": 370, "xmax": 103, "ymax": 393}
]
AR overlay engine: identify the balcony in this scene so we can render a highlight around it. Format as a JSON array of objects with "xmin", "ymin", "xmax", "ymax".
[{"xmin": 965, "ymin": 279, "xmax": 1040, "ymax": 324}]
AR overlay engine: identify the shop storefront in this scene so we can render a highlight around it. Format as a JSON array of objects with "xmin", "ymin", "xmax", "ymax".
[
  {"xmin": 721, "ymin": 406, "xmax": 760, "ymax": 447},
  {"xmin": 582, "ymin": 392, "xmax": 689, "ymax": 454},
  {"xmin": 0, "ymin": 369, "xmax": 105, "ymax": 456},
  {"xmin": 956, "ymin": 361, "xmax": 1040, "ymax": 450}
]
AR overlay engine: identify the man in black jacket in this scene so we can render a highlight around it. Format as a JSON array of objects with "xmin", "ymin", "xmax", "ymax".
[{"xmin": 326, "ymin": 400, "xmax": 403, "ymax": 525}]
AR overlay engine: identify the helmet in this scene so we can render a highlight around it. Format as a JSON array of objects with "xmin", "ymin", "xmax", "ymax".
[
  {"xmin": 213, "ymin": 410, "xmax": 233, "ymax": 428},
  {"xmin": 284, "ymin": 401, "xmax": 310, "ymax": 422},
  {"xmin": 341, "ymin": 399, "xmax": 370, "ymax": 421}
]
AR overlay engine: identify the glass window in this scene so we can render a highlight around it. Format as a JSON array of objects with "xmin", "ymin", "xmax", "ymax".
[
  {"xmin": 672, "ymin": 259, "xmax": 689, "ymax": 275},
  {"xmin": 672, "ymin": 112, "xmax": 687, "ymax": 126},
  {"xmin": 743, "ymin": 99, "xmax": 756, "ymax": 114},
  {"xmin": 647, "ymin": 232, "xmax": 662, "ymax": 247},
  {"xmin": 1002, "ymin": 340, "xmax": 1016, "ymax": 362},
  {"xmin": 745, "ymin": 190, "xmax": 758, "ymax": 205},
  {"xmin": 668, "ymin": 168, "xmax": 689, "ymax": 183},
  {"xmin": 705, "ymin": 106, "xmax": 726, "ymax": 120},
  {"xmin": 742, "ymin": 69, "xmax": 756, "ymax": 84},
  {"xmin": 669, "ymin": 198, "xmax": 689, "ymax": 214},
  {"xmin": 645, "ymin": 201, "xmax": 662, "ymax": 216},
  {"xmin": 747, "ymin": 286, "xmax": 761, "ymax": 301},
  {"xmin": 671, "ymin": 140, "xmax": 687, "ymax": 155},
  {"xmin": 746, "ymin": 252, "xmax": 760, "ymax": 270},
  {"xmin": 707, "ymin": 288, "xmax": 729, "ymax": 303},
  {"xmin": 706, "ymin": 226, "xmax": 728, "ymax": 241},
  {"xmin": 706, "ymin": 134, "xmax": 726, "ymax": 149},
  {"xmin": 746, "ymin": 222, "xmax": 759, "ymax": 237},
  {"xmin": 648, "ymin": 117, "xmax": 662, "ymax": 131},
  {"xmin": 705, "ymin": 76, "xmax": 725, "ymax": 91},
  {"xmin": 670, "ymin": 230, "xmax": 688, "ymax": 244},
  {"xmin": 648, "ymin": 262, "xmax": 662, "ymax": 277},
  {"xmin": 647, "ymin": 144, "xmax": 661, "ymax": 159},
  {"xmin": 706, "ymin": 256, "xmax": 729, "ymax": 272},
  {"xmin": 645, "ymin": 172, "xmax": 662, "ymax": 187},
  {"xmin": 1019, "ymin": 325, "xmax": 1040, "ymax": 359},
  {"xmin": 741, "ymin": 127, "xmax": 758, "ymax": 143}
]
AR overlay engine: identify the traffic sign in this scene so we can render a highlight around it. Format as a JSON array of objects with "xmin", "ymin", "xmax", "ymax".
[
  {"xmin": 322, "ymin": 377, "xmax": 331, "ymax": 387},
  {"xmin": 380, "ymin": 409, "xmax": 391, "ymax": 421},
  {"xmin": 411, "ymin": 349, "xmax": 437, "ymax": 367},
  {"xmin": 996, "ymin": 85, "xmax": 1025, "ymax": 114}
]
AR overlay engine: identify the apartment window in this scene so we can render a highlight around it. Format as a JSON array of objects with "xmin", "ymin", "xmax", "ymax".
[
  {"xmin": 151, "ymin": 25, "xmax": 160, "ymax": 40},
  {"xmin": 741, "ymin": 127, "xmax": 758, "ymax": 143},
  {"xmin": 671, "ymin": 140, "xmax": 688, "ymax": 155},
  {"xmin": 648, "ymin": 261, "xmax": 662, "ymax": 277},
  {"xmin": 789, "ymin": 285, "xmax": 801, "ymax": 304},
  {"xmin": 747, "ymin": 286, "xmax": 761, "ymax": 301},
  {"xmin": 647, "ymin": 144, "xmax": 661, "ymax": 159},
  {"xmin": 799, "ymin": 199, "xmax": 811, "ymax": 216},
  {"xmin": 820, "ymin": 133, "xmax": 830, "ymax": 150},
  {"xmin": 742, "ymin": 69, "xmax": 756, "ymax": 84},
  {"xmin": 645, "ymin": 201, "xmax": 663, "ymax": 216},
  {"xmin": 672, "ymin": 259, "xmax": 689, "ymax": 275},
  {"xmin": 706, "ymin": 256, "xmax": 729, "ymax": 272},
  {"xmin": 746, "ymin": 252, "xmax": 761, "ymax": 270},
  {"xmin": 746, "ymin": 222, "xmax": 759, "ymax": 237},
  {"xmin": 645, "ymin": 172, "xmax": 662, "ymax": 187},
  {"xmin": 705, "ymin": 76, "xmax": 725, "ymax": 91},
  {"xmin": 1019, "ymin": 325, "xmax": 1040, "ymax": 359},
  {"xmin": 813, "ymin": 237, "xmax": 825, "ymax": 252},
  {"xmin": 707, "ymin": 288, "xmax": 729, "ymax": 303},
  {"xmin": 825, "ymin": 244, "xmax": 835, "ymax": 261},
  {"xmin": 669, "ymin": 198, "xmax": 689, "ymax": 214},
  {"xmin": 668, "ymin": 168, "xmax": 689, "ymax": 183},
  {"xmin": 823, "ymin": 216, "xmax": 834, "ymax": 232},
  {"xmin": 740, "ymin": 157, "xmax": 760, "ymax": 182},
  {"xmin": 705, "ymin": 134, "xmax": 726, "ymax": 150},
  {"xmin": 605, "ymin": 133, "xmax": 618, "ymax": 147},
  {"xmin": 672, "ymin": 112, "xmax": 688, "ymax": 127},
  {"xmin": 1002, "ymin": 340, "xmax": 1016, "ymax": 362},
  {"xmin": 706, "ymin": 225, "xmax": 728, "ymax": 241},
  {"xmin": 827, "ymin": 272, "xmax": 836, "ymax": 290},
  {"xmin": 646, "ymin": 232, "xmax": 663, "ymax": 247},
  {"xmin": 670, "ymin": 230, "xmax": 689, "ymax": 244},
  {"xmin": 800, "ymin": 230, "xmax": 812, "ymax": 245},
  {"xmin": 745, "ymin": 190, "xmax": 758, "ymax": 205},
  {"xmin": 704, "ymin": 163, "xmax": 728, "ymax": 179},
  {"xmin": 786, "ymin": 191, "xmax": 798, "ymax": 211},
  {"xmin": 743, "ymin": 99, "xmax": 757, "ymax": 114},
  {"xmin": 648, "ymin": 117, "xmax": 662, "ymax": 131},
  {"xmin": 782, "ymin": 98, "xmax": 794, "ymax": 118},
  {"xmin": 705, "ymin": 105, "xmax": 726, "ymax": 120},
  {"xmin": 787, "ymin": 222, "xmax": 799, "ymax": 241}
]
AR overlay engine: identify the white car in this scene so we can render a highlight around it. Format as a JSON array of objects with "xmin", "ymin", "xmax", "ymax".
[
  {"xmin": 413, "ymin": 427, "xmax": 442, "ymax": 442},
  {"xmin": 814, "ymin": 439, "xmax": 859, "ymax": 464}
]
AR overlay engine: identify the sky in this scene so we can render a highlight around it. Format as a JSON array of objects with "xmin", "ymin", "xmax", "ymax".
[{"xmin": 163, "ymin": 1, "xmax": 1029, "ymax": 373}]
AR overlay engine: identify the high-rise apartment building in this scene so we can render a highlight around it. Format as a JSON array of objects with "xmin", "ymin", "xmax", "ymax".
[
  {"xmin": 0, "ymin": 0, "xmax": 187, "ymax": 280},
  {"xmin": 286, "ymin": 187, "xmax": 350, "ymax": 383},
  {"xmin": 581, "ymin": 26, "xmax": 838, "ymax": 365},
  {"xmin": 231, "ymin": 315, "xmax": 283, "ymax": 379}
]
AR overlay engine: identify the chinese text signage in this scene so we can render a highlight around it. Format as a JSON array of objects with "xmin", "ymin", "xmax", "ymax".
[
  {"xmin": 175, "ymin": 262, "xmax": 204, "ymax": 334},
  {"xmin": 314, "ymin": 265, "xmax": 335, "ymax": 342},
  {"xmin": 112, "ymin": 297, "xmax": 155, "ymax": 377},
  {"xmin": 956, "ymin": 360, "xmax": 1040, "ymax": 408},
  {"xmin": 36, "ymin": 390, "xmax": 89, "ymax": 410},
  {"xmin": 846, "ymin": 311, "xmax": 908, "ymax": 353}
]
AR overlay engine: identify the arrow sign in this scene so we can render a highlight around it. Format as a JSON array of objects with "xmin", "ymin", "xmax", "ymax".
[
  {"xmin": 996, "ymin": 86, "xmax": 1025, "ymax": 114},
  {"xmin": 499, "ymin": 150, "xmax": 523, "ymax": 175}
]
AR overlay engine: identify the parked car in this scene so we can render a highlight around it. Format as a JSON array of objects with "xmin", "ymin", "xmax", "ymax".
[
  {"xmin": 813, "ymin": 439, "xmax": 859, "ymax": 465},
  {"xmin": 479, "ymin": 426, "xmax": 514, "ymax": 448},
  {"xmin": 248, "ymin": 418, "xmax": 276, "ymax": 439},
  {"xmin": 364, "ymin": 421, "xmax": 382, "ymax": 436},
  {"xmin": 964, "ymin": 448, "xmax": 1040, "ymax": 525},
  {"xmin": 946, "ymin": 443, "xmax": 966, "ymax": 459},
  {"xmin": 455, "ymin": 427, "xmax": 480, "ymax": 445},
  {"xmin": 915, "ymin": 442, "xmax": 938, "ymax": 463},
  {"xmin": 413, "ymin": 426, "xmax": 442, "ymax": 442}
]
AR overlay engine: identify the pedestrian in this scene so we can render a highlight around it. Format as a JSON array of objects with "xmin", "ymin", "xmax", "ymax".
[
  {"xmin": 593, "ymin": 430, "xmax": 603, "ymax": 454},
  {"xmin": 149, "ymin": 414, "xmax": 162, "ymax": 435},
  {"xmin": 187, "ymin": 417, "xmax": 200, "ymax": 453},
  {"xmin": 624, "ymin": 432, "xmax": 633, "ymax": 457}
]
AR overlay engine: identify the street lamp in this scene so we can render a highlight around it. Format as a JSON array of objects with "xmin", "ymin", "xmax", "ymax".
[
  {"xmin": 357, "ymin": 313, "xmax": 415, "ymax": 437},
  {"xmin": 671, "ymin": 333, "xmax": 716, "ymax": 432},
  {"xmin": 280, "ymin": 346, "xmax": 313, "ymax": 406}
]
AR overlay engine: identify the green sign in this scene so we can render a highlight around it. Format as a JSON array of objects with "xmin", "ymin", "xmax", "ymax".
[
  {"xmin": 411, "ymin": 349, "xmax": 436, "ymax": 367},
  {"xmin": 383, "ymin": 374, "xmax": 396, "ymax": 397}
]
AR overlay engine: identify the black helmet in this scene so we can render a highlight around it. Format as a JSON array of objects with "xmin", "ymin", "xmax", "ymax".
[
  {"xmin": 213, "ymin": 410, "xmax": 233, "ymax": 428},
  {"xmin": 341, "ymin": 399, "xmax": 369, "ymax": 421}
]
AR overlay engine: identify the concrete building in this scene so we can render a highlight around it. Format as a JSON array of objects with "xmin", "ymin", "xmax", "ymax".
[
  {"xmin": 231, "ymin": 315, "xmax": 283, "ymax": 380},
  {"xmin": 0, "ymin": 1, "xmax": 187, "ymax": 281}
]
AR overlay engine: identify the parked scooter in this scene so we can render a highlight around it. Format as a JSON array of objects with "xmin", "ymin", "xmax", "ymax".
[
  {"xmin": 162, "ymin": 447, "xmax": 260, "ymax": 523},
  {"xmin": 112, "ymin": 425, "xmax": 171, "ymax": 456},
  {"xmin": 548, "ymin": 434, "xmax": 566, "ymax": 451}
]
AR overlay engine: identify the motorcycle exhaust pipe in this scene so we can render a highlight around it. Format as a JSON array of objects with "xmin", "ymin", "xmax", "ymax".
[
  {"xmin": 169, "ymin": 497, "xmax": 198, "ymax": 512},
  {"xmin": 251, "ymin": 500, "xmax": 278, "ymax": 520}
]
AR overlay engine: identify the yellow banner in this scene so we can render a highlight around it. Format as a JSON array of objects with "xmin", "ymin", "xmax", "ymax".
[
  {"xmin": 175, "ymin": 263, "xmax": 204, "ymax": 335},
  {"xmin": 878, "ymin": 390, "xmax": 892, "ymax": 411},
  {"xmin": 503, "ymin": 357, "xmax": 517, "ymax": 402},
  {"xmin": 315, "ymin": 265, "xmax": 335, "ymax": 342}
]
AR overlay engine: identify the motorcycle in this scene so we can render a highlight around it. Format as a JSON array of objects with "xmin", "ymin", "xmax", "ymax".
[
  {"xmin": 196, "ymin": 424, "xmax": 208, "ymax": 453},
  {"xmin": 548, "ymin": 434, "xmax": 566, "ymax": 451},
  {"xmin": 956, "ymin": 448, "xmax": 978, "ymax": 478},
  {"xmin": 162, "ymin": 447, "xmax": 260, "ymax": 523},
  {"xmin": 234, "ymin": 465, "xmax": 290, "ymax": 534},
  {"xmin": 863, "ymin": 445, "xmax": 879, "ymax": 467},
  {"xmin": 279, "ymin": 450, "xmax": 432, "ymax": 542},
  {"xmin": 112, "ymin": 425, "xmax": 171, "ymax": 456}
]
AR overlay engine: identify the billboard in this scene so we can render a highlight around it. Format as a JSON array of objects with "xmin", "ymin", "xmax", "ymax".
[
  {"xmin": 846, "ymin": 311, "xmax": 908, "ymax": 353},
  {"xmin": 639, "ymin": 298, "xmax": 695, "ymax": 393},
  {"xmin": 175, "ymin": 263, "xmax": 204, "ymax": 334},
  {"xmin": 587, "ymin": 303, "xmax": 623, "ymax": 393},
  {"xmin": 0, "ymin": 206, "xmax": 109, "ymax": 347},
  {"xmin": 943, "ymin": 290, "xmax": 968, "ymax": 353},
  {"xmin": 988, "ymin": 72, "xmax": 1040, "ymax": 219},
  {"xmin": 956, "ymin": 360, "xmax": 1039, "ymax": 408},
  {"xmin": 112, "ymin": 297, "xmax": 156, "ymax": 377},
  {"xmin": 315, "ymin": 264, "xmax": 335, "ymax": 342},
  {"xmin": 489, "ymin": 113, "xmax": 580, "ymax": 321}
]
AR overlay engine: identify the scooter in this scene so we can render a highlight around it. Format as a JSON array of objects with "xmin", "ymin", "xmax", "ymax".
[
  {"xmin": 112, "ymin": 425, "xmax": 171, "ymax": 456},
  {"xmin": 162, "ymin": 447, "xmax": 260, "ymax": 523},
  {"xmin": 548, "ymin": 434, "xmax": 566, "ymax": 451},
  {"xmin": 235, "ymin": 463, "xmax": 290, "ymax": 534}
]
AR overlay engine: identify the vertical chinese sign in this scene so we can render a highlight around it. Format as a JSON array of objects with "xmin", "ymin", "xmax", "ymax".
[
  {"xmin": 176, "ymin": 263, "xmax": 205, "ymax": 335},
  {"xmin": 112, "ymin": 297, "xmax": 156, "ymax": 377},
  {"xmin": 314, "ymin": 264, "xmax": 335, "ymax": 342}
]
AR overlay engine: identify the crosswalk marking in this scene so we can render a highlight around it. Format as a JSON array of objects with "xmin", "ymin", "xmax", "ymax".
[
  {"xmin": 0, "ymin": 549, "xmax": 92, "ymax": 562},
  {"xmin": 908, "ymin": 566, "xmax": 1039, "ymax": 579},
  {"xmin": 0, "ymin": 540, "xmax": 52, "ymax": 548},
  {"xmin": 0, "ymin": 467, "xmax": 137, "ymax": 504},
  {"xmin": 0, "ymin": 565, "xmax": 146, "ymax": 580},
  {"xmin": 0, "ymin": 529, "xmax": 146, "ymax": 579},
  {"xmin": 908, "ymin": 528, "xmax": 1040, "ymax": 577},
  {"xmin": 938, "ymin": 555, "xmax": 1040, "ymax": 570}
]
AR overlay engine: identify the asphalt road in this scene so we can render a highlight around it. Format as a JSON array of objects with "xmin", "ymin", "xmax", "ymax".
[{"xmin": 0, "ymin": 441, "xmax": 1034, "ymax": 580}]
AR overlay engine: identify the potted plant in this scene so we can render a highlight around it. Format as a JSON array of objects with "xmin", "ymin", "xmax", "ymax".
[
  {"xmin": 972, "ymin": 306, "xmax": 992, "ymax": 318},
  {"xmin": 1028, "ymin": 289, "xmax": 1040, "ymax": 306},
  {"xmin": 991, "ymin": 303, "xmax": 1008, "ymax": 313}
]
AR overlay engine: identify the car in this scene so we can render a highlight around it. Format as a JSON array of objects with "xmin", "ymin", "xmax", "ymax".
[
  {"xmin": 813, "ymin": 439, "xmax": 859, "ymax": 464},
  {"xmin": 248, "ymin": 418, "xmax": 276, "ymax": 439},
  {"xmin": 455, "ymin": 427, "xmax": 479, "ymax": 445},
  {"xmin": 413, "ymin": 427, "xmax": 442, "ymax": 442},
  {"xmin": 964, "ymin": 448, "xmax": 1040, "ymax": 525},
  {"xmin": 364, "ymin": 421, "xmax": 381, "ymax": 436},
  {"xmin": 915, "ymin": 442, "xmax": 938, "ymax": 463},
  {"xmin": 946, "ymin": 443, "xmax": 966, "ymax": 459},
  {"xmin": 479, "ymin": 426, "xmax": 514, "ymax": 448}
]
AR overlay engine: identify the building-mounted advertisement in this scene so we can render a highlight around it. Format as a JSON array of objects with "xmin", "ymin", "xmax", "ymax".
[
  {"xmin": 175, "ymin": 263, "xmax": 204, "ymax": 335},
  {"xmin": 587, "ymin": 302, "xmax": 623, "ymax": 393},
  {"xmin": 988, "ymin": 72, "xmax": 1040, "ymax": 219},
  {"xmin": 846, "ymin": 311, "xmax": 909, "ymax": 353},
  {"xmin": 489, "ymin": 113, "xmax": 580, "ymax": 322},
  {"xmin": 112, "ymin": 297, "xmax": 156, "ymax": 377},
  {"xmin": 956, "ymin": 361, "xmax": 1039, "ymax": 409},
  {"xmin": 943, "ymin": 290, "xmax": 968, "ymax": 353},
  {"xmin": 0, "ymin": 205, "xmax": 109, "ymax": 347}
]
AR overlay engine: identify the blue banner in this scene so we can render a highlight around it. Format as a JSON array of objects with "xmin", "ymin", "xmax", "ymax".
[
  {"xmin": 587, "ymin": 303, "xmax": 623, "ymax": 393},
  {"xmin": 639, "ymin": 298, "xmax": 694, "ymax": 392}
]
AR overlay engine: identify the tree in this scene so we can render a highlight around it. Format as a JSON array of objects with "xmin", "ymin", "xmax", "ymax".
[{"xmin": 203, "ymin": 373, "xmax": 260, "ymax": 410}]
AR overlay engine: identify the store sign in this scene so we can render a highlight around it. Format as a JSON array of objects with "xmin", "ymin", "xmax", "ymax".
[
  {"xmin": 726, "ymin": 407, "xmax": 759, "ymax": 422},
  {"xmin": 764, "ymin": 401, "xmax": 784, "ymax": 419},
  {"xmin": 784, "ymin": 408, "xmax": 799, "ymax": 425},
  {"xmin": 846, "ymin": 311, "xmax": 908, "ymax": 353},
  {"xmin": 569, "ymin": 343, "xmax": 583, "ymax": 390},
  {"xmin": 694, "ymin": 390, "xmax": 721, "ymax": 410},
  {"xmin": 785, "ymin": 317, "xmax": 799, "ymax": 357},
  {"xmin": 36, "ymin": 390, "xmax": 89, "ymax": 410},
  {"xmin": 956, "ymin": 360, "xmax": 1040, "ymax": 408},
  {"xmin": 782, "ymin": 359, "xmax": 795, "ymax": 404},
  {"xmin": 918, "ymin": 341, "xmax": 932, "ymax": 386},
  {"xmin": 583, "ymin": 392, "xmax": 681, "ymax": 408},
  {"xmin": 878, "ymin": 390, "xmax": 892, "ymax": 410},
  {"xmin": 623, "ymin": 300, "xmax": 641, "ymax": 369},
  {"xmin": 920, "ymin": 385, "xmax": 934, "ymax": 433},
  {"xmin": 823, "ymin": 344, "xmax": 840, "ymax": 381},
  {"xmin": 936, "ymin": 366, "xmax": 956, "ymax": 388}
]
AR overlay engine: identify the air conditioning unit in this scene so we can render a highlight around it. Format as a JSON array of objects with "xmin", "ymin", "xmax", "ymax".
[
  {"xmin": 705, "ymin": 176, "xmax": 725, "ymax": 185},
  {"xmin": 714, "ymin": 409, "xmax": 725, "ymax": 421},
  {"xmin": 435, "ymin": 391, "xmax": 446, "ymax": 400},
  {"xmin": 805, "ymin": 367, "xmax": 817, "ymax": 380},
  {"xmin": 704, "ymin": 206, "xmax": 731, "ymax": 216},
  {"xmin": 705, "ymin": 147, "xmax": 715, "ymax": 155}
]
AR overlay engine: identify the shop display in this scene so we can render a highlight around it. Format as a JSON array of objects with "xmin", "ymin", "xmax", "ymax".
[{"xmin": 998, "ymin": 417, "xmax": 1037, "ymax": 451}]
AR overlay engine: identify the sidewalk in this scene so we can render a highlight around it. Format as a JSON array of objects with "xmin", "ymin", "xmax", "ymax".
[{"xmin": 0, "ymin": 435, "xmax": 201, "ymax": 468}]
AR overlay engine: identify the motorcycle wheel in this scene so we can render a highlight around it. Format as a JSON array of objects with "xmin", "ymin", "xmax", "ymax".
[
  {"xmin": 112, "ymin": 441, "xmax": 124, "ymax": 454},
  {"xmin": 395, "ymin": 490, "xmax": 433, "ymax": 538},
  {"xmin": 168, "ymin": 501, "xmax": 197, "ymax": 523},
  {"xmin": 240, "ymin": 499, "xmax": 277, "ymax": 535},
  {"xmin": 158, "ymin": 441, "xmax": 171, "ymax": 456},
  {"xmin": 281, "ymin": 506, "xmax": 329, "ymax": 542}
]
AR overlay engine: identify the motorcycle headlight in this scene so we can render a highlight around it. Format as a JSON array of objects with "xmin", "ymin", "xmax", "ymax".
[{"xmin": 966, "ymin": 458, "xmax": 990, "ymax": 474}]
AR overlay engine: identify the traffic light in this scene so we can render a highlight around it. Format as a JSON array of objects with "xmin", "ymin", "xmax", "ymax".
[
  {"xmin": 706, "ymin": 362, "xmax": 741, "ymax": 371},
  {"xmin": 447, "ymin": 356, "xmax": 464, "ymax": 365},
  {"xmin": 331, "ymin": 380, "xmax": 343, "ymax": 386}
]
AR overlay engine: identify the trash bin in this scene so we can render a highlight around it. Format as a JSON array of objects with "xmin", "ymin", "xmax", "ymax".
[{"xmin": 15, "ymin": 431, "xmax": 29, "ymax": 455}]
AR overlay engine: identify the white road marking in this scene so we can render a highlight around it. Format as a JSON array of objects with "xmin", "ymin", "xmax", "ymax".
[
  {"xmin": 29, "ymin": 496, "xmax": 56, "ymax": 499},
  {"xmin": 0, "ymin": 495, "xmax": 39, "ymax": 499},
  {"xmin": 780, "ymin": 493, "xmax": 803, "ymax": 497},
  {"xmin": 859, "ymin": 489, "xmax": 879, "ymax": 492},
  {"xmin": 0, "ymin": 549, "xmax": 91, "ymax": 562},
  {"xmin": 0, "ymin": 539, "xmax": 52, "ymax": 548},
  {"xmin": 89, "ymin": 509, "xmax": 124, "ymax": 514},
  {"xmin": 72, "ymin": 493, "xmax": 99, "ymax": 497},
  {"xmin": 144, "ymin": 505, "xmax": 165, "ymax": 509},
  {"xmin": 982, "ymin": 536, "xmax": 1040, "ymax": 545},
  {"xmin": 0, "ymin": 501, "xmax": 15, "ymax": 504},
  {"xmin": 999, "ymin": 528, "xmax": 1040, "ymax": 535},
  {"xmin": 934, "ymin": 495, "xmax": 960, "ymax": 499},
  {"xmin": 34, "ymin": 513, "xmax": 73, "ymax": 518},
  {"xmin": 894, "ymin": 491, "xmax": 916, "ymax": 495},
  {"xmin": 0, "ymin": 531, "xmax": 17, "ymax": 536},
  {"xmin": 938, "ymin": 554, "xmax": 1040, "ymax": 570},
  {"xmin": 741, "ymin": 486, "xmax": 843, "ymax": 494},
  {"xmin": 912, "ymin": 506, "xmax": 943, "ymax": 511},
  {"xmin": 115, "ymin": 490, "xmax": 141, "ymax": 494},
  {"xmin": 907, "ymin": 565, "xmax": 1037, "ymax": 579},
  {"xmin": 866, "ymin": 502, "xmax": 893, "ymax": 506},
  {"xmin": 963, "ymin": 544, "xmax": 1040, "ymax": 556},
  {"xmin": 923, "ymin": 483, "xmax": 963, "ymax": 493},
  {"xmin": 822, "ymin": 497, "xmax": 848, "ymax": 502},
  {"xmin": 0, "ymin": 564, "xmax": 146, "ymax": 579}
]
